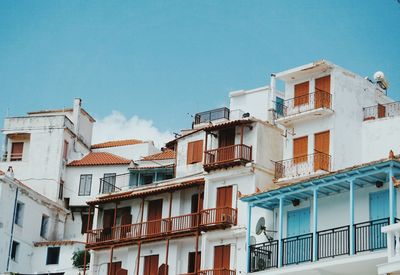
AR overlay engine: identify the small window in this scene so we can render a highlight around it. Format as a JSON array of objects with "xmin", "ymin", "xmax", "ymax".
[
  {"xmin": 102, "ymin": 173, "xmax": 116, "ymax": 194},
  {"xmin": 142, "ymin": 174, "xmax": 154, "ymax": 185},
  {"xmin": 63, "ymin": 140, "xmax": 69, "ymax": 160},
  {"xmin": 81, "ymin": 212, "xmax": 94, "ymax": 234},
  {"xmin": 78, "ymin": 174, "xmax": 92, "ymax": 196},
  {"xmin": 58, "ymin": 179, "xmax": 64, "ymax": 200},
  {"xmin": 14, "ymin": 202, "xmax": 24, "ymax": 226},
  {"xmin": 40, "ymin": 215, "xmax": 49, "ymax": 239},
  {"xmin": 46, "ymin": 247, "xmax": 60, "ymax": 265},
  {"xmin": 11, "ymin": 241, "xmax": 19, "ymax": 262},
  {"xmin": 11, "ymin": 142, "xmax": 23, "ymax": 161},
  {"xmin": 187, "ymin": 140, "xmax": 203, "ymax": 164}
]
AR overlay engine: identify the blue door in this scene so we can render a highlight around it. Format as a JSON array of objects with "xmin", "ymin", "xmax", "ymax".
[
  {"xmin": 286, "ymin": 208, "xmax": 310, "ymax": 264},
  {"xmin": 369, "ymin": 190, "xmax": 389, "ymax": 250}
]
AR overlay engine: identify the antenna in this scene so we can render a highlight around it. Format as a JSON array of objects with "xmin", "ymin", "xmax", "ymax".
[{"xmin": 255, "ymin": 217, "xmax": 277, "ymax": 242}]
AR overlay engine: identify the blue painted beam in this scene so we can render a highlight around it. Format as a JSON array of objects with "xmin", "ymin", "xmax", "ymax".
[
  {"xmin": 349, "ymin": 179, "xmax": 355, "ymax": 255},
  {"xmin": 389, "ymin": 167, "xmax": 395, "ymax": 224},
  {"xmin": 246, "ymin": 204, "xmax": 252, "ymax": 273},
  {"xmin": 278, "ymin": 197, "xmax": 284, "ymax": 268},
  {"xmin": 312, "ymin": 187, "xmax": 318, "ymax": 262}
]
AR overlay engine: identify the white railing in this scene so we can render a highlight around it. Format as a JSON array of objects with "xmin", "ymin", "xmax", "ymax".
[{"xmin": 382, "ymin": 222, "xmax": 400, "ymax": 263}]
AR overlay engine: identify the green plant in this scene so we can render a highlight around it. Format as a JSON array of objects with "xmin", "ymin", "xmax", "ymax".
[{"xmin": 72, "ymin": 250, "xmax": 90, "ymax": 268}]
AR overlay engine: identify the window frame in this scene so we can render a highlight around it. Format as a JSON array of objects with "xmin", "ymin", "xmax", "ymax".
[
  {"xmin": 78, "ymin": 174, "xmax": 93, "ymax": 196},
  {"xmin": 11, "ymin": 241, "xmax": 19, "ymax": 262},
  {"xmin": 40, "ymin": 215, "xmax": 49, "ymax": 239},
  {"xmin": 14, "ymin": 201, "xmax": 24, "ymax": 226},
  {"xmin": 102, "ymin": 173, "xmax": 117, "ymax": 193}
]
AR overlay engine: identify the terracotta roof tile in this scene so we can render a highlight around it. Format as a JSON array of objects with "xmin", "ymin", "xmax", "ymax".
[
  {"xmin": 34, "ymin": 240, "xmax": 84, "ymax": 247},
  {"xmin": 68, "ymin": 152, "xmax": 131, "ymax": 166},
  {"xmin": 88, "ymin": 178, "xmax": 204, "ymax": 205},
  {"xmin": 142, "ymin": 149, "xmax": 175, "ymax": 160},
  {"xmin": 91, "ymin": 139, "xmax": 144, "ymax": 149}
]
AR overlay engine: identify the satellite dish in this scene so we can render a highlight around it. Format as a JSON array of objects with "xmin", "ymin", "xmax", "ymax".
[
  {"xmin": 255, "ymin": 217, "xmax": 266, "ymax": 235},
  {"xmin": 250, "ymin": 236, "xmax": 257, "ymax": 245}
]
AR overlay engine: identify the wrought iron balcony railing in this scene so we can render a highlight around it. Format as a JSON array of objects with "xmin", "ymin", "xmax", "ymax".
[
  {"xmin": 204, "ymin": 144, "xmax": 252, "ymax": 171},
  {"xmin": 276, "ymin": 90, "xmax": 332, "ymax": 119},
  {"xmin": 249, "ymin": 217, "xmax": 391, "ymax": 272},
  {"xmin": 363, "ymin": 101, "xmax": 400, "ymax": 121},
  {"xmin": 274, "ymin": 151, "xmax": 331, "ymax": 180},
  {"xmin": 194, "ymin": 107, "xmax": 230, "ymax": 125},
  {"xmin": 99, "ymin": 173, "xmax": 130, "ymax": 194},
  {"xmin": 198, "ymin": 269, "xmax": 236, "ymax": 275}
]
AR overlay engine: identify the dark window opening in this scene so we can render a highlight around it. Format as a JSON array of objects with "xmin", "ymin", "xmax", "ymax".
[
  {"xmin": 40, "ymin": 215, "xmax": 49, "ymax": 238},
  {"xmin": 11, "ymin": 241, "xmax": 19, "ymax": 261},
  {"xmin": 46, "ymin": 247, "xmax": 60, "ymax": 265}
]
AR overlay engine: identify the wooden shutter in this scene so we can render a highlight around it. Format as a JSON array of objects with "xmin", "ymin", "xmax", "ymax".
[
  {"xmin": 187, "ymin": 140, "xmax": 203, "ymax": 164},
  {"xmin": 213, "ymin": 245, "xmax": 230, "ymax": 269},
  {"xmin": 216, "ymin": 186, "xmax": 233, "ymax": 208},
  {"xmin": 315, "ymin": 75, "xmax": 331, "ymax": 108},
  {"xmin": 294, "ymin": 81, "xmax": 309, "ymax": 106},
  {"xmin": 218, "ymin": 128, "xmax": 235, "ymax": 147},
  {"xmin": 144, "ymin": 255, "xmax": 159, "ymax": 275},
  {"xmin": 188, "ymin": 251, "xmax": 201, "ymax": 273},
  {"xmin": 63, "ymin": 140, "xmax": 69, "ymax": 159},
  {"xmin": 293, "ymin": 136, "xmax": 308, "ymax": 164},
  {"xmin": 103, "ymin": 209, "xmax": 114, "ymax": 228},
  {"xmin": 314, "ymin": 131, "xmax": 330, "ymax": 171},
  {"xmin": 147, "ymin": 200, "xmax": 163, "ymax": 235},
  {"xmin": 11, "ymin": 142, "xmax": 23, "ymax": 161},
  {"xmin": 378, "ymin": 104, "xmax": 386, "ymax": 118},
  {"xmin": 107, "ymin": 261, "xmax": 122, "ymax": 275}
]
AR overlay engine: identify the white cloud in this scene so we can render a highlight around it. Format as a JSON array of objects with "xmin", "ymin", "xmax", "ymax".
[{"xmin": 92, "ymin": 111, "xmax": 174, "ymax": 148}]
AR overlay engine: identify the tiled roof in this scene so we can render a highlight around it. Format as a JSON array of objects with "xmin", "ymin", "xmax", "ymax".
[
  {"xmin": 88, "ymin": 178, "xmax": 204, "ymax": 205},
  {"xmin": 142, "ymin": 149, "xmax": 175, "ymax": 160},
  {"xmin": 34, "ymin": 240, "xmax": 84, "ymax": 247},
  {"xmin": 91, "ymin": 139, "xmax": 144, "ymax": 149},
  {"xmin": 67, "ymin": 152, "xmax": 131, "ymax": 166},
  {"xmin": 202, "ymin": 118, "xmax": 255, "ymax": 131}
]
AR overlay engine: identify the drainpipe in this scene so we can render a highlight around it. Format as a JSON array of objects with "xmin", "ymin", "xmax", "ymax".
[{"xmin": 6, "ymin": 186, "xmax": 19, "ymax": 271}]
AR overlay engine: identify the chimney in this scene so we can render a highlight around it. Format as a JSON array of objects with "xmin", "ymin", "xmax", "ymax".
[{"xmin": 72, "ymin": 98, "xmax": 82, "ymax": 135}]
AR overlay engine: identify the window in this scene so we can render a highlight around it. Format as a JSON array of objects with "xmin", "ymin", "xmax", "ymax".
[
  {"xmin": 187, "ymin": 140, "xmax": 203, "ymax": 164},
  {"xmin": 58, "ymin": 179, "xmax": 64, "ymax": 200},
  {"xmin": 11, "ymin": 241, "xmax": 19, "ymax": 262},
  {"xmin": 10, "ymin": 142, "xmax": 23, "ymax": 161},
  {"xmin": 63, "ymin": 140, "xmax": 69, "ymax": 160},
  {"xmin": 188, "ymin": 251, "xmax": 201, "ymax": 273},
  {"xmin": 40, "ymin": 215, "xmax": 49, "ymax": 239},
  {"xmin": 14, "ymin": 202, "xmax": 24, "ymax": 226},
  {"xmin": 102, "ymin": 173, "xmax": 116, "ymax": 193},
  {"xmin": 78, "ymin": 174, "xmax": 92, "ymax": 196},
  {"xmin": 81, "ymin": 212, "xmax": 94, "ymax": 234},
  {"xmin": 142, "ymin": 174, "xmax": 154, "ymax": 185},
  {"xmin": 46, "ymin": 247, "xmax": 60, "ymax": 265},
  {"xmin": 276, "ymin": 97, "xmax": 284, "ymax": 117}
]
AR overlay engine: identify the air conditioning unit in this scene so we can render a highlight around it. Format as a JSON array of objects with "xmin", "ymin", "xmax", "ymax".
[{"xmin": 251, "ymin": 255, "xmax": 269, "ymax": 271}]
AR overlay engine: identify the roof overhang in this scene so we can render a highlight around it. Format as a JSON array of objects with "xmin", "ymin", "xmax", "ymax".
[{"xmin": 274, "ymin": 60, "xmax": 334, "ymax": 82}]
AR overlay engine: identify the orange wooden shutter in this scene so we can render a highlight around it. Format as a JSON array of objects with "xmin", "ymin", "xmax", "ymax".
[
  {"xmin": 214, "ymin": 245, "xmax": 231, "ymax": 269},
  {"xmin": 315, "ymin": 75, "xmax": 331, "ymax": 108},
  {"xmin": 378, "ymin": 104, "xmax": 386, "ymax": 118},
  {"xmin": 187, "ymin": 142, "xmax": 194, "ymax": 164},
  {"xmin": 314, "ymin": 131, "xmax": 330, "ymax": 171},
  {"xmin": 293, "ymin": 136, "xmax": 308, "ymax": 164},
  {"xmin": 144, "ymin": 255, "xmax": 159, "ymax": 275},
  {"xmin": 294, "ymin": 81, "xmax": 309, "ymax": 106},
  {"xmin": 11, "ymin": 142, "xmax": 23, "ymax": 161},
  {"xmin": 63, "ymin": 140, "xmax": 69, "ymax": 159},
  {"xmin": 187, "ymin": 140, "xmax": 203, "ymax": 164}
]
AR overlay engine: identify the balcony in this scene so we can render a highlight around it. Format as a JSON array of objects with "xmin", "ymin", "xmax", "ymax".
[
  {"xmin": 194, "ymin": 107, "xmax": 230, "ymax": 125},
  {"xmin": 249, "ymin": 218, "xmax": 390, "ymax": 273},
  {"xmin": 363, "ymin": 101, "xmax": 400, "ymax": 121},
  {"xmin": 199, "ymin": 269, "xmax": 236, "ymax": 275},
  {"xmin": 204, "ymin": 144, "xmax": 252, "ymax": 172},
  {"xmin": 274, "ymin": 151, "xmax": 331, "ymax": 180},
  {"xmin": 87, "ymin": 207, "xmax": 237, "ymax": 247},
  {"xmin": 275, "ymin": 90, "xmax": 333, "ymax": 126}
]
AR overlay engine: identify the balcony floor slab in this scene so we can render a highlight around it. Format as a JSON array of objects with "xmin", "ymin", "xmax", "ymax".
[{"xmin": 276, "ymin": 108, "xmax": 334, "ymax": 127}]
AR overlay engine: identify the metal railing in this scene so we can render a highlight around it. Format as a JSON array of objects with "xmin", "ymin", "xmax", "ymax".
[
  {"xmin": 317, "ymin": 225, "xmax": 349, "ymax": 259},
  {"xmin": 276, "ymin": 90, "xmax": 332, "ymax": 119},
  {"xmin": 194, "ymin": 107, "xmax": 230, "ymax": 125},
  {"xmin": 249, "ymin": 240, "xmax": 278, "ymax": 272},
  {"xmin": 1, "ymin": 152, "xmax": 23, "ymax": 162},
  {"xmin": 99, "ymin": 173, "xmax": 131, "ymax": 194},
  {"xmin": 354, "ymin": 218, "xmax": 389, "ymax": 253},
  {"xmin": 274, "ymin": 151, "xmax": 331, "ymax": 180},
  {"xmin": 363, "ymin": 101, "xmax": 400, "ymax": 121},
  {"xmin": 204, "ymin": 144, "xmax": 252, "ymax": 169},
  {"xmin": 198, "ymin": 269, "xmax": 236, "ymax": 275},
  {"xmin": 87, "ymin": 208, "xmax": 237, "ymax": 245},
  {"xmin": 282, "ymin": 233, "xmax": 313, "ymax": 266}
]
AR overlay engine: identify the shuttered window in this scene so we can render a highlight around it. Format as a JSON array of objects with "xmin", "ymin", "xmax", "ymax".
[
  {"xmin": 293, "ymin": 136, "xmax": 308, "ymax": 163},
  {"xmin": 187, "ymin": 140, "xmax": 204, "ymax": 164},
  {"xmin": 78, "ymin": 174, "xmax": 92, "ymax": 196},
  {"xmin": 294, "ymin": 81, "xmax": 310, "ymax": 106}
]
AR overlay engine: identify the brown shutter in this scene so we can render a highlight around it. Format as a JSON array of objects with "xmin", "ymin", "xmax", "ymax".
[
  {"xmin": 187, "ymin": 142, "xmax": 194, "ymax": 164},
  {"xmin": 314, "ymin": 131, "xmax": 330, "ymax": 171},
  {"xmin": 144, "ymin": 255, "xmax": 159, "ymax": 275},
  {"xmin": 107, "ymin": 262, "xmax": 122, "ymax": 275},
  {"xmin": 147, "ymin": 200, "xmax": 163, "ymax": 235},
  {"xmin": 293, "ymin": 136, "xmax": 308, "ymax": 164},
  {"xmin": 315, "ymin": 75, "xmax": 331, "ymax": 108},
  {"xmin": 378, "ymin": 104, "xmax": 386, "ymax": 118},
  {"xmin": 294, "ymin": 81, "xmax": 309, "ymax": 106},
  {"xmin": 11, "ymin": 142, "xmax": 23, "ymax": 161},
  {"xmin": 63, "ymin": 140, "xmax": 69, "ymax": 159},
  {"xmin": 187, "ymin": 140, "xmax": 203, "ymax": 164},
  {"xmin": 103, "ymin": 210, "xmax": 114, "ymax": 228},
  {"xmin": 214, "ymin": 245, "xmax": 230, "ymax": 269}
]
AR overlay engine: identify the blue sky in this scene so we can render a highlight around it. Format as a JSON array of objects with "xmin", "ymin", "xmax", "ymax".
[{"xmin": 0, "ymin": 1, "xmax": 399, "ymax": 143}]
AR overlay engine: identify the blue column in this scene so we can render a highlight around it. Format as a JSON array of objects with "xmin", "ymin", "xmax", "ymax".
[
  {"xmin": 389, "ymin": 167, "xmax": 395, "ymax": 224},
  {"xmin": 349, "ymin": 179, "xmax": 355, "ymax": 255},
  {"xmin": 312, "ymin": 187, "xmax": 318, "ymax": 261},
  {"xmin": 278, "ymin": 196, "xmax": 284, "ymax": 268},
  {"xmin": 246, "ymin": 203, "xmax": 252, "ymax": 273}
]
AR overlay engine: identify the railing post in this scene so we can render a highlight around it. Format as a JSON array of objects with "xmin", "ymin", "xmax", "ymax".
[
  {"xmin": 389, "ymin": 166, "xmax": 395, "ymax": 224},
  {"xmin": 246, "ymin": 204, "xmax": 252, "ymax": 273},
  {"xmin": 312, "ymin": 187, "xmax": 318, "ymax": 262},
  {"xmin": 349, "ymin": 179, "xmax": 355, "ymax": 255},
  {"xmin": 278, "ymin": 196, "xmax": 284, "ymax": 268}
]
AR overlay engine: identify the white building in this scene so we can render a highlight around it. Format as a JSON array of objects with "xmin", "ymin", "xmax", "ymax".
[
  {"xmin": 241, "ymin": 60, "xmax": 400, "ymax": 275},
  {"xmin": 0, "ymin": 168, "xmax": 84, "ymax": 274}
]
